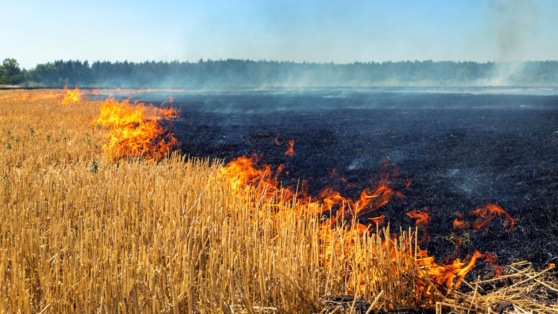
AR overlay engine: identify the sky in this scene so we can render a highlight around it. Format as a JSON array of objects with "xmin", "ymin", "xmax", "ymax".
[{"xmin": 1, "ymin": 0, "xmax": 558, "ymax": 69}]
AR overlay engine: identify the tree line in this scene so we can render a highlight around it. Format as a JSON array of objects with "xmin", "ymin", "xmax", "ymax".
[
  {"xmin": 0, "ymin": 59, "xmax": 25, "ymax": 85},
  {"xmin": 2, "ymin": 58, "xmax": 558, "ymax": 87}
]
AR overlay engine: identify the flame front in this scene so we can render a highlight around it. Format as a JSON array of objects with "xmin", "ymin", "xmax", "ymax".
[
  {"xmin": 219, "ymin": 153, "xmax": 495, "ymax": 301},
  {"xmin": 92, "ymin": 98, "xmax": 179, "ymax": 161}
]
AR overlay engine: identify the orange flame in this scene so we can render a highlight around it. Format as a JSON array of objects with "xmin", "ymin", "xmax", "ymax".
[
  {"xmin": 407, "ymin": 207, "xmax": 431, "ymax": 243},
  {"xmin": 454, "ymin": 203, "xmax": 514, "ymax": 233},
  {"xmin": 92, "ymin": 98, "xmax": 179, "ymax": 161},
  {"xmin": 358, "ymin": 173, "xmax": 394, "ymax": 215},
  {"xmin": 407, "ymin": 208, "xmax": 430, "ymax": 228},
  {"xmin": 423, "ymin": 251, "xmax": 484, "ymax": 289},
  {"xmin": 275, "ymin": 134, "xmax": 281, "ymax": 146},
  {"xmin": 453, "ymin": 213, "xmax": 470, "ymax": 230},
  {"xmin": 62, "ymin": 85, "xmax": 81, "ymax": 104},
  {"xmin": 6, "ymin": 87, "xmax": 82, "ymax": 103},
  {"xmin": 285, "ymin": 139, "xmax": 294, "ymax": 157},
  {"xmin": 367, "ymin": 214, "xmax": 385, "ymax": 226}
]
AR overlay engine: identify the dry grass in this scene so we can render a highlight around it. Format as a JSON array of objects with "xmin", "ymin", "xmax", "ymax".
[{"xmin": 1, "ymin": 90, "xmax": 556, "ymax": 313}]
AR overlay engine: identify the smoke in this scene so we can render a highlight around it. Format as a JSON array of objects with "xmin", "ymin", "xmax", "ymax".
[
  {"xmin": 487, "ymin": 0, "xmax": 539, "ymax": 85},
  {"xmin": 490, "ymin": 0, "xmax": 538, "ymax": 61}
]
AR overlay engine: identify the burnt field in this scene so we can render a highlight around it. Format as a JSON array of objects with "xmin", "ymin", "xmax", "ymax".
[{"xmin": 158, "ymin": 89, "xmax": 558, "ymax": 271}]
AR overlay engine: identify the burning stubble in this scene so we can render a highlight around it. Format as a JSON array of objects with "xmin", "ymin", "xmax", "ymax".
[{"xmin": 92, "ymin": 97, "xmax": 179, "ymax": 161}]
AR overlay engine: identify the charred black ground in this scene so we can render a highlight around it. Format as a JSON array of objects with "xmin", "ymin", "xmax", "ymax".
[{"xmin": 141, "ymin": 89, "xmax": 558, "ymax": 273}]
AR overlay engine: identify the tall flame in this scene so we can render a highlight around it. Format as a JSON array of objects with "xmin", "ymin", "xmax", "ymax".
[{"xmin": 92, "ymin": 98, "xmax": 179, "ymax": 161}]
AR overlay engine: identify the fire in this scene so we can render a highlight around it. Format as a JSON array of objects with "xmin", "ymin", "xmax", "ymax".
[
  {"xmin": 275, "ymin": 133, "xmax": 281, "ymax": 146},
  {"xmin": 358, "ymin": 170, "xmax": 394, "ymax": 215},
  {"xmin": 92, "ymin": 98, "xmax": 179, "ymax": 161},
  {"xmin": 454, "ymin": 203, "xmax": 514, "ymax": 233},
  {"xmin": 218, "ymin": 153, "xmax": 495, "ymax": 297},
  {"xmin": 86, "ymin": 91, "xmax": 515, "ymax": 305},
  {"xmin": 219, "ymin": 155, "xmax": 295, "ymax": 203},
  {"xmin": 62, "ymin": 86, "xmax": 81, "ymax": 104},
  {"xmin": 3, "ymin": 86, "xmax": 86, "ymax": 104},
  {"xmin": 6, "ymin": 89, "xmax": 69, "ymax": 102},
  {"xmin": 407, "ymin": 207, "xmax": 430, "ymax": 243},
  {"xmin": 484, "ymin": 252, "xmax": 503, "ymax": 277},
  {"xmin": 285, "ymin": 139, "xmax": 294, "ymax": 156},
  {"xmin": 422, "ymin": 251, "xmax": 484, "ymax": 289},
  {"xmin": 453, "ymin": 213, "xmax": 469, "ymax": 229},
  {"xmin": 407, "ymin": 208, "xmax": 430, "ymax": 228},
  {"xmin": 367, "ymin": 214, "xmax": 385, "ymax": 226}
]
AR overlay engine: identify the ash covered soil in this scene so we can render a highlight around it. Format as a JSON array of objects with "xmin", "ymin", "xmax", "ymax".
[{"xmin": 149, "ymin": 89, "xmax": 558, "ymax": 272}]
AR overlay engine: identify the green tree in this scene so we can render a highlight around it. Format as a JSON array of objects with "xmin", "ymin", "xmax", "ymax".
[{"xmin": 0, "ymin": 58, "xmax": 24, "ymax": 85}]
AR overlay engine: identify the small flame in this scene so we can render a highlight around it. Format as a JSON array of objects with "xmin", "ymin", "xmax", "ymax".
[
  {"xmin": 407, "ymin": 207, "xmax": 431, "ymax": 243},
  {"xmin": 62, "ymin": 86, "xmax": 81, "ymax": 104},
  {"xmin": 367, "ymin": 214, "xmax": 385, "ymax": 226},
  {"xmin": 275, "ymin": 134, "xmax": 281, "ymax": 146},
  {"xmin": 454, "ymin": 203, "xmax": 514, "ymax": 233},
  {"xmin": 6, "ymin": 87, "xmax": 83, "ymax": 103},
  {"xmin": 453, "ymin": 213, "xmax": 470, "ymax": 229},
  {"xmin": 358, "ymin": 172, "xmax": 394, "ymax": 215},
  {"xmin": 423, "ymin": 250, "xmax": 484, "ymax": 289},
  {"xmin": 407, "ymin": 208, "xmax": 430, "ymax": 228},
  {"xmin": 285, "ymin": 139, "xmax": 294, "ymax": 157}
]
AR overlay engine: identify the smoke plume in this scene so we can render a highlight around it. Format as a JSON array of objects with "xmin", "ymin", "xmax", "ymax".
[{"xmin": 487, "ymin": 0, "xmax": 538, "ymax": 85}]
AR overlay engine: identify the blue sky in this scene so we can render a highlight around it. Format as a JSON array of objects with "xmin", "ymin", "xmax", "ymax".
[{"xmin": 1, "ymin": 0, "xmax": 557, "ymax": 69}]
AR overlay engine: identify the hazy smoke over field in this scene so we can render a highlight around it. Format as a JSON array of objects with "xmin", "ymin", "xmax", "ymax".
[{"xmin": 487, "ymin": 0, "xmax": 538, "ymax": 85}]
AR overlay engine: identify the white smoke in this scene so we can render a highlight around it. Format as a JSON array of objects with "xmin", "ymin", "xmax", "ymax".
[{"xmin": 486, "ymin": 0, "xmax": 538, "ymax": 85}]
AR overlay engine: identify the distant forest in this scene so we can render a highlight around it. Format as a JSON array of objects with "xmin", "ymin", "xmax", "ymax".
[{"xmin": 3, "ymin": 58, "xmax": 558, "ymax": 87}]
